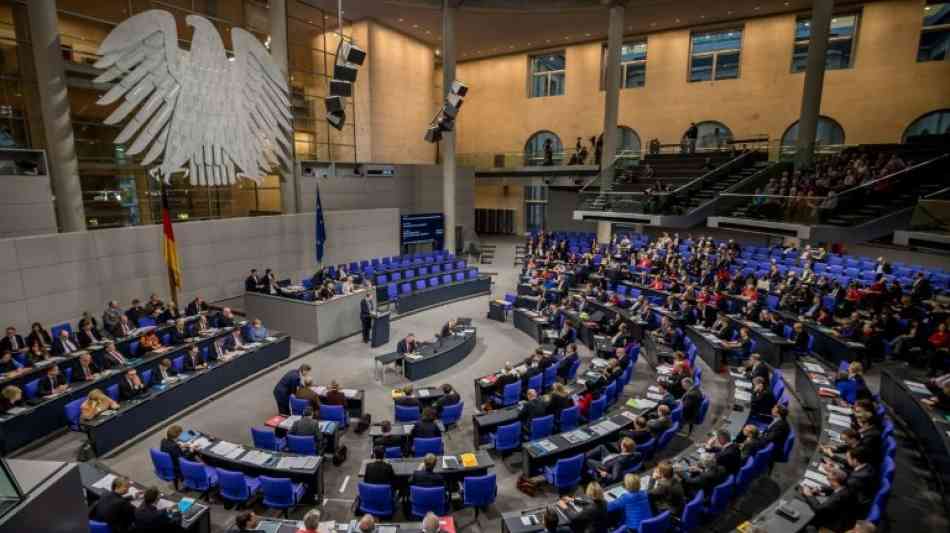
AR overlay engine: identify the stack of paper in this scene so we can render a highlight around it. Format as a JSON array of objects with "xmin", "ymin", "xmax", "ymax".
[
  {"xmin": 92, "ymin": 474, "xmax": 117, "ymax": 491},
  {"xmin": 223, "ymin": 447, "xmax": 245, "ymax": 460},
  {"xmin": 803, "ymin": 362, "xmax": 825, "ymax": 374},
  {"xmin": 242, "ymin": 451, "xmax": 272, "ymax": 466},
  {"xmin": 827, "ymin": 405, "xmax": 853, "ymax": 416},
  {"xmin": 734, "ymin": 390, "xmax": 752, "ymax": 402},
  {"xmin": 735, "ymin": 380, "xmax": 753, "ymax": 390},
  {"xmin": 342, "ymin": 389, "xmax": 359, "ymax": 398},
  {"xmin": 804, "ymin": 469, "xmax": 830, "ymax": 486},
  {"xmin": 828, "ymin": 414, "xmax": 852, "ymax": 428},
  {"xmin": 210, "ymin": 441, "xmax": 239, "ymax": 455},
  {"xmin": 279, "ymin": 416, "xmax": 301, "ymax": 430},
  {"xmin": 905, "ymin": 381, "xmax": 931, "ymax": 395}
]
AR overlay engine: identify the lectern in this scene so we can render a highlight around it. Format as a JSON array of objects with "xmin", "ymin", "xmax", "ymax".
[{"xmin": 371, "ymin": 310, "xmax": 390, "ymax": 348}]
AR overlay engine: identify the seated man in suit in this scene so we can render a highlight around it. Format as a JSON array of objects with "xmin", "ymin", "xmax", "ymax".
[
  {"xmin": 126, "ymin": 299, "xmax": 145, "ymax": 326},
  {"xmin": 647, "ymin": 461, "xmax": 686, "ymax": 516},
  {"xmin": 228, "ymin": 512, "xmax": 261, "ymax": 533},
  {"xmin": 749, "ymin": 377, "xmax": 777, "ymax": 420},
  {"xmin": 682, "ymin": 452, "xmax": 727, "ymax": 501},
  {"xmin": 88, "ymin": 476, "xmax": 136, "ymax": 533},
  {"xmin": 558, "ymin": 344, "xmax": 580, "ymax": 380},
  {"xmin": 74, "ymin": 352, "xmax": 102, "ymax": 382},
  {"xmin": 294, "ymin": 375, "xmax": 321, "ymax": 411},
  {"xmin": 364, "ymin": 445, "xmax": 396, "ymax": 486},
  {"xmin": 585, "ymin": 437, "xmax": 641, "ymax": 485},
  {"xmin": 0, "ymin": 326, "xmax": 24, "ymax": 353},
  {"xmin": 160, "ymin": 425, "xmax": 198, "ymax": 478},
  {"xmin": 397, "ymin": 333, "xmax": 418, "ymax": 355},
  {"xmin": 621, "ymin": 415, "xmax": 654, "ymax": 445},
  {"xmin": 51, "ymin": 329, "xmax": 79, "ymax": 356},
  {"xmin": 410, "ymin": 407, "xmax": 443, "ymax": 440},
  {"xmin": 432, "ymin": 383, "xmax": 460, "ymax": 414},
  {"xmin": 77, "ymin": 320, "xmax": 103, "ymax": 348},
  {"xmin": 272, "ymin": 364, "xmax": 310, "ymax": 416},
  {"xmin": 183, "ymin": 345, "xmax": 207, "ymax": 372},
  {"xmin": 134, "ymin": 486, "xmax": 178, "ymax": 533},
  {"xmin": 110, "ymin": 314, "xmax": 135, "ymax": 339},
  {"xmin": 521, "ymin": 388, "xmax": 549, "ymax": 431},
  {"xmin": 101, "ymin": 341, "xmax": 130, "ymax": 369},
  {"xmin": 679, "ymin": 377, "xmax": 703, "ymax": 425},
  {"xmin": 743, "ymin": 353, "xmax": 770, "ymax": 383},
  {"xmin": 647, "ymin": 404, "xmax": 672, "ymax": 438},
  {"xmin": 762, "ymin": 404, "xmax": 791, "ymax": 461},
  {"xmin": 154, "ymin": 358, "xmax": 178, "ymax": 385},
  {"xmin": 410, "ymin": 453, "xmax": 445, "ymax": 489},
  {"xmin": 705, "ymin": 429, "xmax": 742, "ymax": 475},
  {"xmin": 800, "ymin": 468, "xmax": 855, "ymax": 532},
  {"xmin": 839, "ymin": 447, "xmax": 878, "ymax": 513},
  {"xmin": 217, "ymin": 307, "xmax": 237, "ymax": 328},
  {"xmin": 185, "ymin": 296, "xmax": 208, "ymax": 317},
  {"xmin": 289, "ymin": 407, "xmax": 323, "ymax": 454},
  {"xmin": 119, "ymin": 368, "xmax": 147, "ymax": 400},
  {"xmin": 38, "ymin": 365, "xmax": 68, "ymax": 397}
]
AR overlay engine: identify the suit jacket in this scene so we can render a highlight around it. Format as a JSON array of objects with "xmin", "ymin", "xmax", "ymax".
[
  {"xmin": 134, "ymin": 503, "xmax": 176, "ymax": 533},
  {"xmin": 739, "ymin": 436, "xmax": 763, "ymax": 460},
  {"xmin": 74, "ymin": 362, "xmax": 102, "ymax": 382},
  {"xmin": 26, "ymin": 330, "xmax": 52, "ymax": 348},
  {"xmin": 0, "ymin": 334, "xmax": 24, "ymax": 353},
  {"xmin": 78, "ymin": 329, "xmax": 102, "ymax": 347},
  {"xmin": 570, "ymin": 499, "xmax": 609, "ymax": 533},
  {"xmin": 38, "ymin": 374, "xmax": 65, "ymax": 396},
  {"xmin": 185, "ymin": 301, "xmax": 205, "ymax": 316},
  {"xmin": 52, "ymin": 336, "xmax": 79, "ymax": 356},
  {"xmin": 750, "ymin": 389, "xmax": 776, "ymax": 418},
  {"xmin": 547, "ymin": 393, "xmax": 575, "ymax": 417},
  {"xmin": 521, "ymin": 398, "xmax": 549, "ymax": 423},
  {"xmin": 762, "ymin": 418, "xmax": 791, "ymax": 457},
  {"xmin": 410, "ymin": 469, "xmax": 445, "ymax": 488},
  {"xmin": 685, "ymin": 464, "xmax": 727, "ymax": 499},
  {"xmin": 647, "ymin": 415, "xmax": 672, "ymax": 437},
  {"xmin": 648, "ymin": 477, "xmax": 686, "ymax": 515},
  {"xmin": 396, "ymin": 339, "xmax": 418, "ymax": 354},
  {"xmin": 846, "ymin": 464, "xmax": 878, "ymax": 509},
  {"xmin": 805, "ymin": 486, "xmax": 856, "ymax": 532},
  {"xmin": 360, "ymin": 298, "xmax": 374, "ymax": 320},
  {"xmin": 364, "ymin": 460, "xmax": 396, "ymax": 486},
  {"xmin": 273, "ymin": 370, "xmax": 301, "ymax": 401},
  {"xmin": 624, "ymin": 427, "xmax": 654, "ymax": 446},
  {"xmin": 290, "ymin": 417, "xmax": 323, "ymax": 451},
  {"xmin": 715, "ymin": 443, "xmax": 742, "ymax": 475},
  {"xmin": 119, "ymin": 376, "xmax": 147, "ymax": 400},
  {"xmin": 183, "ymin": 353, "xmax": 204, "ymax": 372},
  {"xmin": 325, "ymin": 390, "xmax": 346, "ymax": 406},
  {"xmin": 746, "ymin": 363, "xmax": 770, "ymax": 382},
  {"xmin": 680, "ymin": 387, "xmax": 703, "ymax": 423},
  {"xmin": 410, "ymin": 420, "xmax": 442, "ymax": 440},
  {"xmin": 102, "ymin": 349, "xmax": 129, "ymax": 369},
  {"xmin": 245, "ymin": 275, "xmax": 260, "ymax": 292},
  {"xmin": 170, "ymin": 328, "xmax": 190, "ymax": 346},
  {"xmin": 600, "ymin": 452, "xmax": 642, "ymax": 484},
  {"xmin": 160, "ymin": 438, "xmax": 191, "ymax": 476},
  {"xmin": 109, "ymin": 320, "xmax": 134, "ymax": 339},
  {"xmin": 89, "ymin": 491, "xmax": 136, "ymax": 533}
]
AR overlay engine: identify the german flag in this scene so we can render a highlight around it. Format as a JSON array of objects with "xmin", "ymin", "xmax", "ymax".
[{"xmin": 161, "ymin": 183, "xmax": 182, "ymax": 305}]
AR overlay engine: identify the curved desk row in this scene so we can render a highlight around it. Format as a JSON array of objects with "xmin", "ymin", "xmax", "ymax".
[
  {"xmin": 403, "ymin": 328, "xmax": 477, "ymax": 381},
  {"xmin": 239, "ymin": 516, "xmax": 457, "ymax": 533},
  {"xmin": 394, "ymin": 275, "xmax": 491, "ymax": 314}
]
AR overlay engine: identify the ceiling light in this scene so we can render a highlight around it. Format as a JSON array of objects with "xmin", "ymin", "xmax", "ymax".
[
  {"xmin": 675, "ymin": 18, "xmax": 681, "ymax": 23},
  {"xmin": 784, "ymin": 1, "xmax": 790, "ymax": 5},
  {"xmin": 426, "ymin": 30, "xmax": 431, "ymax": 34},
  {"xmin": 398, "ymin": 18, "xmax": 404, "ymax": 22},
  {"xmin": 700, "ymin": 15, "xmax": 705, "ymax": 19},
  {"xmin": 412, "ymin": 24, "xmax": 418, "ymax": 28},
  {"xmin": 585, "ymin": 33, "xmax": 591, "ymax": 37},
  {"xmin": 727, "ymin": 10, "xmax": 734, "ymax": 15},
  {"xmin": 650, "ymin": 22, "xmax": 657, "ymax": 27},
  {"xmin": 509, "ymin": 45, "xmax": 515, "ymax": 49},
  {"xmin": 754, "ymin": 6, "xmax": 760, "ymax": 10},
  {"xmin": 546, "ymin": 39, "xmax": 551, "ymax": 43}
]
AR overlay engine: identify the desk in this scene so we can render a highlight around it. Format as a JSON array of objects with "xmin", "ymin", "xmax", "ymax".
[
  {"xmin": 245, "ymin": 289, "xmax": 368, "ymax": 346},
  {"xmin": 778, "ymin": 312, "xmax": 866, "ymax": 368},
  {"xmin": 357, "ymin": 451, "xmax": 494, "ymax": 483},
  {"xmin": 396, "ymin": 276, "xmax": 492, "ymax": 314},
  {"xmin": 376, "ymin": 266, "xmax": 471, "ymax": 303},
  {"xmin": 488, "ymin": 300, "xmax": 509, "ymax": 322},
  {"xmin": 244, "ymin": 516, "xmax": 457, "ymax": 533},
  {"xmin": 79, "ymin": 462, "xmax": 211, "ymax": 533},
  {"xmin": 521, "ymin": 410, "xmax": 641, "ymax": 476},
  {"xmin": 82, "ymin": 336, "xmax": 291, "ymax": 456},
  {"xmin": 186, "ymin": 429, "xmax": 324, "ymax": 500},
  {"xmin": 402, "ymin": 328, "xmax": 477, "ymax": 381},
  {"xmin": 371, "ymin": 311, "xmax": 391, "ymax": 348},
  {"xmin": 686, "ymin": 326, "xmax": 726, "ymax": 370},
  {"xmin": 880, "ymin": 368, "xmax": 950, "ymax": 512},
  {"xmin": 513, "ymin": 308, "xmax": 548, "ymax": 343},
  {"xmin": 725, "ymin": 314, "xmax": 792, "ymax": 367}
]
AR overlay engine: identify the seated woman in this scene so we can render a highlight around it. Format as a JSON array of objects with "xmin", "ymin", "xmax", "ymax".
[
  {"xmin": 139, "ymin": 331, "xmax": 163, "ymax": 354},
  {"xmin": 80, "ymin": 388, "xmax": 119, "ymax": 421},
  {"xmin": 26, "ymin": 322, "xmax": 52, "ymax": 349},
  {"xmin": 0, "ymin": 385, "xmax": 23, "ymax": 414},
  {"xmin": 27, "ymin": 342, "xmax": 52, "ymax": 365},
  {"xmin": 247, "ymin": 319, "xmax": 269, "ymax": 342}
]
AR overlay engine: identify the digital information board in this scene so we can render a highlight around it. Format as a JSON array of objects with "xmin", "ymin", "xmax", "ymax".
[{"xmin": 401, "ymin": 213, "xmax": 445, "ymax": 250}]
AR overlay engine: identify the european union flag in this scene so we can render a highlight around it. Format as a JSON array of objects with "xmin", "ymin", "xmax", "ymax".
[{"xmin": 315, "ymin": 184, "xmax": 326, "ymax": 263}]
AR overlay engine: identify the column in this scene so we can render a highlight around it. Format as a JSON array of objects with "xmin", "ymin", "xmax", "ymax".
[
  {"xmin": 269, "ymin": 0, "xmax": 297, "ymax": 214},
  {"xmin": 597, "ymin": 0, "xmax": 625, "ymax": 244},
  {"xmin": 795, "ymin": 0, "xmax": 834, "ymax": 169},
  {"xmin": 441, "ymin": 0, "xmax": 457, "ymax": 253},
  {"xmin": 28, "ymin": 0, "xmax": 85, "ymax": 232}
]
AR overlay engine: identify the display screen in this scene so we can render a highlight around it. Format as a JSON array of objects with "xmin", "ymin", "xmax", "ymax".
[{"xmin": 401, "ymin": 213, "xmax": 445, "ymax": 249}]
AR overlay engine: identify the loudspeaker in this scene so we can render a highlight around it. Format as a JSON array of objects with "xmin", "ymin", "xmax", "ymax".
[
  {"xmin": 324, "ymin": 96, "xmax": 344, "ymax": 113},
  {"xmin": 333, "ymin": 64, "xmax": 358, "ymax": 83},
  {"xmin": 437, "ymin": 113, "xmax": 455, "ymax": 132},
  {"xmin": 339, "ymin": 41, "xmax": 367, "ymax": 66},
  {"xmin": 327, "ymin": 110, "xmax": 346, "ymax": 130},
  {"xmin": 330, "ymin": 79, "xmax": 352, "ymax": 97},
  {"xmin": 424, "ymin": 125, "xmax": 442, "ymax": 143},
  {"xmin": 450, "ymin": 80, "xmax": 468, "ymax": 97},
  {"xmin": 443, "ymin": 94, "xmax": 463, "ymax": 118}
]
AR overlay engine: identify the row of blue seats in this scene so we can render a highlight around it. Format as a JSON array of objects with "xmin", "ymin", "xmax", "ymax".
[
  {"xmin": 381, "ymin": 269, "xmax": 481, "ymax": 300},
  {"xmin": 357, "ymin": 474, "xmax": 497, "ymax": 520},
  {"xmin": 340, "ymin": 252, "xmax": 458, "ymax": 275}
]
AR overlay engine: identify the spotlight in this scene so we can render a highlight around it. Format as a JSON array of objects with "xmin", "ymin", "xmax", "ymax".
[{"xmin": 327, "ymin": 109, "xmax": 346, "ymax": 130}]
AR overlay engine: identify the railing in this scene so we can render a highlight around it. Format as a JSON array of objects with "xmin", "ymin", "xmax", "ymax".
[
  {"xmin": 908, "ymin": 186, "xmax": 950, "ymax": 233},
  {"xmin": 457, "ymin": 149, "xmax": 640, "ymax": 170},
  {"xmin": 716, "ymin": 153, "xmax": 950, "ymax": 225}
]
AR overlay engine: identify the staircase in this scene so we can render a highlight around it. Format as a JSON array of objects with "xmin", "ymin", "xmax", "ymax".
[
  {"xmin": 681, "ymin": 160, "xmax": 771, "ymax": 212},
  {"xmin": 613, "ymin": 151, "xmax": 735, "ymax": 192}
]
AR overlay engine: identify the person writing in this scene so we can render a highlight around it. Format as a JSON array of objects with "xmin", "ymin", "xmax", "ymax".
[
  {"xmin": 273, "ymin": 364, "xmax": 311, "ymax": 415},
  {"xmin": 80, "ymin": 389, "xmax": 118, "ymax": 421},
  {"xmin": 133, "ymin": 486, "xmax": 178, "ymax": 533},
  {"xmin": 39, "ymin": 365, "xmax": 68, "ymax": 397},
  {"xmin": 155, "ymin": 358, "xmax": 177, "ymax": 384},
  {"xmin": 364, "ymin": 445, "xmax": 396, "ymax": 486},
  {"xmin": 52, "ymin": 329, "xmax": 79, "ymax": 356},
  {"xmin": 88, "ymin": 476, "xmax": 136, "ymax": 533},
  {"xmin": 119, "ymin": 368, "xmax": 147, "ymax": 400},
  {"xmin": 75, "ymin": 352, "xmax": 102, "ymax": 382}
]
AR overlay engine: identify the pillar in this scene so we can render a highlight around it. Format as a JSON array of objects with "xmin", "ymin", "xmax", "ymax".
[
  {"xmin": 597, "ymin": 1, "xmax": 625, "ymax": 244},
  {"xmin": 269, "ymin": 0, "xmax": 297, "ymax": 214},
  {"xmin": 28, "ymin": 0, "xmax": 85, "ymax": 232},
  {"xmin": 795, "ymin": 0, "xmax": 834, "ymax": 169},
  {"xmin": 441, "ymin": 0, "xmax": 457, "ymax": 253}
]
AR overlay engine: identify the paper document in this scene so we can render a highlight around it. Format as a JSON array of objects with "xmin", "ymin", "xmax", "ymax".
[
  {"xmin": 735, "ymin": 380, "xmax": 753, "ymax": 390},
  {"xmin": 342, "ymin": 389, "xmax": 359, "ymax": 398},
  {"xmin": 803, "ymin": 362, "xmax": 825, "ymax": 374},
  {"xmin": 224, "ymin": 447, "xmax": 245, "ymax": 460},
  {"xmin": 827, "ymin": 405, "xmax": 853, "ymax": 416},
  {"xmin": 280, "ymin": 416, "xmax": 301, "ymax": 430},
  {"xmin": 210, "ymin": 441, "xmax": 239, "ymax": 456},
  {"xmin": 804, "ymin": 470, "xmax": 829, "ymax": 486},
  {"xmin": 828, "ymin": 414, "xmax": 852, "ymax": 428},
  {"xmin": 92, "ymin": 474, "xmax": 117, "ymax": 491},
  {"xmin": 905, "ymin": 381, "xmax": 930, "ymax": 395},
  {"xmin": 646, "ymin": 392, "xmax": 664, "ymax": 401},
  {"xmin": 734, "ymin": 390, "xmax": 752, "ymax": 402},
  {"xmin": 191, "ymin": 437, "xmax": 213, "ymax": 450}
]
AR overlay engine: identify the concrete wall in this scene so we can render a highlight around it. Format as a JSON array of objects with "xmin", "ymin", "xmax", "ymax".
[
  {"xmin": 548, "ymin": 189, "xmax": 597, "ymax": 233},
  {"xmin": 454, "ymin": 0, "xmax": 950, "ymax": 155},
  {"xmin": 414, "ymin": 164, "xmax": 476, "ymax": 240},
  {"xmin": 475, "ymin": 183, "xmax": 526, "ymax": 235},
  {"xmin": 0, "ymin": 209, "xmax": 400, "ymax": 332},
  {"xmin": 0, "ymin": 174, "xmax": 57, "ymax": 238}
]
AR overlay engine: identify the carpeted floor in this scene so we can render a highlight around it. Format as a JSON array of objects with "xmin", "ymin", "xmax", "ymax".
[{"xmin": 14, "ymin": 236, "xmax": 946, "ymax": 532}]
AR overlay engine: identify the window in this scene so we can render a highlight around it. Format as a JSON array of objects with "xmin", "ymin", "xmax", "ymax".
[
  {"xmin": 781, "ymin": 116, "xmax": 846, "ymax": 147},
  {"xmin": 919, "ymin": 2, "xmax": 950, "ymax": 61},
  {"xmin": 903, "ymin": 109, "xmax": 950, "ymax": 141},
  {"xmin": 682, "ymin": 121, "xmax": 733, "ymax": 150},
  {"xmin": 617, "ymin": 126, "xmax": 642, "ymax": 155},
  {"xmin": 524, "ymin": 131, "xmax": 563, "ymax": 166},
  {"xmin": 791, "ymin": 14, "xmax": 859, "ymax": 72},
  {"xmin": 603, "ymin": 41, "xmax": 647, "ymax": 89},
  {"xmin": 529, "ymin": 53, "xmax": 566, "ymax": 97},
  {"xmin": 689, "ymin": 29, "xmax": 742, "ymax": 82}
]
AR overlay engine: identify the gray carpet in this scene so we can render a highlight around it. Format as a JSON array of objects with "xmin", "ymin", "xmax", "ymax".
[{"xmin": 15, "ymin": 236, "xmax": 941, "ymax": 532}]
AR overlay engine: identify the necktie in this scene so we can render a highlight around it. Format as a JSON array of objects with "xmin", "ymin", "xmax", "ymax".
[
  {"xmin": 9, "ymin": 336, "xmax": 16, "ymax": 350},
  {"xmin": 65, "ymin": 339, "xmax": 75, "ymax": 352},
  {"xmin": 112, "ymin": 351, "xmax": 126, "ymax": 365},
  {"xmin": 84, "ymin": 366, "xmax": 91, "ymax": 379}
]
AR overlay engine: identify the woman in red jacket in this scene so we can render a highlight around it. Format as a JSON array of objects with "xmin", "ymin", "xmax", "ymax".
[{"xmin": 927, "ymin": 322, "xmax": 949, "ymax": 376}]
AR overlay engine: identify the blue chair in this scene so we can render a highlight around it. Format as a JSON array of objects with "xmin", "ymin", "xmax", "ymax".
[
  {"xmin": 442, "ymin": 274, "xmax": 452, "ymax": 285},
  {"xmin": 384, "ymin": 446, "xmax": 403, "ymax": 459},
  {"xmin": 250, "ymin": 427, "xmax": 286, "ymax": 451},
  {"xmin": 883, "ymin": 436, "xmax": 896, "ymax": 458},
  {"xmin": 526, "ymin": 373, "xmax": 543, "ymax": 395},
  {"xmin": 415, "ymin": 279, "xmax": 426, "ymax": 291},
  {"xmin": 401, "ymin": 283, "xmax": 412, "ymax": 295},
  {"xmin": 867, "ymin": 479, "xmax": 891, "ymax": 525},
  {"xmin": 880, "ymin": 456, "xmax": 895, "ymax": 485},
  {"xmin": 180, "ymin": 458, "xmax": 219, "ymax": 499},
  {"xmin": 734, "ymin": 458, "xmax": 756, "ymax": 497},
  {"xmin": 528, "ymin": 415, "xmax": 554, "ymax": 441},
  {"xmin": 469, "ymin": 269, "xmax": 478, "ymax": 279},
  {"xmin": 462, "ymin": 474, "xmax": 497, "ymax": 520},
  {"xmin": 566, "ymin": 359, "xmax": 581, "ymax": 381},
  {"xmin": 386, "ymin": 283, "xmax": 398, "ymax": 301},
  {"xmin": 705, "ymin": 475, "xmax": 734, "ymax": 521},
  {"xmin": 543, "ymin": 453, "xmax": 584, "ymax": 494},
  {"xmin": 753, "ymin": 443, "xmax": 774, "ymax": 477},
  {"xmin": 89, "ymin": 520, "xmax": 112, "ymax": 533},
  {"xmin": 287, "ymin": 434, "xmax": 318, "ymax": 455},
  {"xmin": 172, "ymin": 355, "xmax": 184, "ymax": 373},
  {"xmin": 140, "ymin": 369, "xmax": 153, "ymax": 386},
  {"xmin": 587, "ymin": 395, "xmax": 606, "ymax": 421},
  {"xmin": 260, "ymin": 476, "xmax": 307, "ymax": 517},
  {"xmin": 65, "ymin": 398, "xmax": 85, "ymax": 431},
  {"xmin": 670, "ymin": 404, "xmax": 683, "ymax": 425},
  {"xmin": 320, "ymin": 404, "xmax": 348, "ymax": 429},
  {"xmin": 492, "ymin": 422, "xmax": 522, "ymax": 453},
  {"xmin": 410, "ymin": 485, "xmax": 448, "ymax": 518},
  {"xmin": 559, "ymin": 406, "xmax": 579, "ymax": 432},
  {"xmin": 640, "ymin": 510, "xmax": 671, "ymax": 533},
  {"xmin": 289, "ymin": 396, "xmax": 310, "ymax": 416},
  {"xmin": 636, "ymin": 437, "xmax": 656, "ymax": 461},
  {"xmin": 106, "ymin": 384, "xmax": 120, "ymax": 402},
  {"xmin": 440, "ymin": 402, "xmax": 463, "ymax": 428},
  {"xmin": 680, "ymin": 490, "xmax": 704, "ymax": 532},
  {"xmin": 494, "ymin": 381, "xmax": 522, "ymax": 407},
  {"xmin": 413, "ymin": 437, "xmax": 444, "ymax": 457},
  {"xmin": 604, "ymin": 381, "xmax": 618, "ymax": 406},
  {"xmin": 688, "ymin": 397, "xmax": 709, "ymax": 435},
  {"xmin": 657, "ymin": 422, "xmax": 680, "ymax": 451},
  {"xmin": 23, "ymin": 379, "xmax": 39, "ymax": 400},
  {"xmin": 358, "ymin": 482, "xmax": 396, "ymax": 518},
  {"xmin": 51, "ymin": 322, "xmax": 72, "ymax": 339},
  {"xmin": 149, "ymin": 448, "xmax": 179, "ymax": 488},
  {"xmin": 217, "ymin": 467, "xmax": 261, "ymax": 506},
  {"xmin": 455, "ymin": 271, "xmax": 465, "ymax": 282},
  {"xmin": 395, "ymin": 404, "xmax": 421, "ymax": 422}
]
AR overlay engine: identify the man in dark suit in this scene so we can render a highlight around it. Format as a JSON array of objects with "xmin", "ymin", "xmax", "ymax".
[
  {"xmin": 245, "ymin": 269, "xmax": 261, "ymax": 292},
  {"xmin": 110, "ymin": 314, "xmax": 134, "ymax": 339},
  {"xmin": 431, "ymin": 384, "xmax": 460, "ymax": 414},
  {"xmin": 706, "ymin": 430, "xmax": 742, "ymax": 475},
  {"xmin": 737, "ymin": 424, "xmax": 764, "ymax": 461},
  {"xmin": 397, "ymin": 334, "xmax": 418, "ymax": 355},
  {"xmin": 647, "ymin": 461, "xmax": 686, "ymax": 516},
  {"xmin": 290, "ymin": 407, "xmax": 323, "ymax": 454},
  {"xmin": 77, "ymin": 322, "xmax": 103, "ymax": 348},
  {"xmin": 679, "ymin": 378, "xmax": 703, "ymax": 425},
  {"xmin": 126, "ymin": 299, "xmax": 145, "ymax": 326},
  {"xmin": 521, "ymin": 388, "xmax": 549, "ymax": 429},
  {"xmin": 0, "ymin": 327, "xmax": 24, "ymax": 353},
  {"xmin": 744, "ymin": 353, "xmax": 770, "ymax": 382},
  {"xmin": 183, "ymin": 345, "xmax": 207, "ymax": 372},
  {"xmin": 365, "ymin": 445, "xmax": 397, "ymax": 486},
  {"xmin": 409, "ymin": 453, "xmax": 445, "ymax": 489},
  {"xmin": 585, "ymin": 437, "xmax": 642, "ymax": 485},
  {"xmin": 749, "ymin": 377, "xmax": 776, "ymax": 419},
  {"xmin": 88, "ymin": 476, "xmax": 136, "ymax": 533},
  {"xmin": 74, "ymin": 352, "xmax": 102, "ymax": 382},
  {"xmin": 52, "ymin": 329, "xmax": 79, "ymax": 356},
  {"xmin": 683, "ymin": 453, "xmax": 727, "ymax": 500},
  {"xmin": 185, "ymin": 296, "xmax": 207, "ymax": 317},
  {"xmin": 647, "ymin": 405, "xmax": 672, "ymax": 437},
  {"xmin": 38, "ymin": 365, "xmax": 68, "ymax": 397},
  {"xmin": 360, "ymin": 293, "xmax": 374, "ymax": 344},
  {"xmin": 411, "ymin": 408, "xmax": 443, "ymax": 441},
  {"xmin": 762, "ymin": 404, "xmax": 791, "ymax": 461},
  {"xmin": 273, "ymin": 364, "xmax": 311, "ymax": 415},
  {"xmin": 101, "ymin": 341, "xmax": 129, "ymax": 369},
  {"xmin": 801, "ymin": 468, "xmax": 856, "ymax": 532},
  {"xmin": 621, "ymin": 416, "xmax": 654, "ymax": 445},
  {"xmin": 843, "ymin": 447, "xmax": 878, "ymax": 513},
  {"xmin": 134, "ymin": 486, "xmax": 177, "ymax": 533},
  {"xmin": 119, "ymin": 368, "xmax": 147, "ymax": 400}
]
